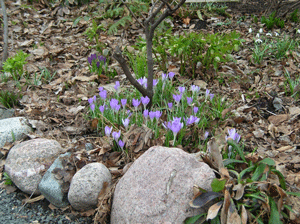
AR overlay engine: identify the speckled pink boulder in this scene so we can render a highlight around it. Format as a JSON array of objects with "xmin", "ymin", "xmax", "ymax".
[
  {"xmin": 111, "ymin": 146, "xmax": 215, "ymax": 224},
  {"xmin": 5, "ymin": 138, "xmax": 65, "ymax": 195}
]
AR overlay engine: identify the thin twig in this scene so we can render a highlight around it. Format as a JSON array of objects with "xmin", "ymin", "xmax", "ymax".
[{"xmin": 122, "ymin": 0, "xmax": 145, "ymax": 28}]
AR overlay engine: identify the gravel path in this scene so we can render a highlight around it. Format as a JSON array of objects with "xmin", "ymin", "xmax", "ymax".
[{"xmin": 0, "ymin": 181, "xmax": 93, "ymax": 224}]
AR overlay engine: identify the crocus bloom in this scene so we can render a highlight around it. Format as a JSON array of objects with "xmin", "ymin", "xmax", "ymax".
[
  {"xmin": 99, "ymin": 105, "xmax": 105, "ymax": 113},
  {"xmin": 88, "ymin": 53, "xmax": 97, "ymax": 65},
  {"xmin": 98, "ymin": 87, "xmax": 104, "ymax": 92},
  {"xmin": 105, "ymin": 126, "xmax": 112, "ymax": 137},
  {"xmin": 132, "ymin": 98, "xmax": 140, "ymax": 108},
  {"xmin": 99, "ymin": 90, "xmax": 107, "ymax": 99},
  {"xmin": 186, "ymin": 115, "xmax": 200, "ymax": 125},
  {"xmin": 204, "ymin": 131, "xmax": 209, "ymax": 140},
  {"xmin": 149, "ymin": 111, "xmax": 156, "ymax": 120},
  {"xmin": 118, "ymin": 140, "xmax": 125, "ymax": 149},
  {"xmin": 210, "ymin": 94, "xmax": 214, "ymax": 101},
  {"xmin": 110, "ymin": 98, "xmax": 119, "ymax": 110},
  {"xmin": 193, "ymin": 106, "xmax": 198, "ymax": 114},
  {"xmin": 226, "ymin": 128, "xmax": 241, "ymax": 143},
  {"xmin": 168, "ymin": 102, "xmax": 173, "ymax": 109},
  {"xmin": 191, "ymin": 85, "xmax": 200, "ymax": 93},
  {"xmin": 112, "ymin": 130, "xmax": 121, "ymax": 141},
  {"xmin": 96, "ymin": 61, "xmax": 100, "ymax": 68},
  {"xmin": 168, "ymin": 117, "xmax": 183, "ymax": 135},
  {"xmin": 155, "ymin": 110, "xmax": 162, "ymax": 119},
  {"xmin": 122, "ymin": 117, "xmax": 130, "ymax": 129},
  {"xmin": 173, "ymin": 94, "xmax": 182, "ymax": 103},
  {"xmin": 143, "ymin": 109, "xmax": 149, "ymax": 118},
  {"xmin": 98, "ymin": 55, "xmax": 106, "ymax": 63},
  {"xmin": 168, "ymin": 72, "xmax": 175, "ymax": 80},
  {"xmin": 137, "ymin": 77, "xmax": 147, "ymax": 88},
  {"xmin": 114, "ymin": 104, "xmax": 121, "ymax": 112},
  {"xmin": 88, "ymin": 97, "xmax": 94, "ymax": 104},
  {"xmin": 121, "ymin": 99, "xmax": 127, "ymax": 108},
  {"xmin": 114, "ymin": 81, "xmax": 120, "ymax": 91},
  {"xmin": 162, "ymin": 73, "xmax": 168, "ymax": 81},
  {"xmin": 141, "ymin": 96, "xmax": 150, "ymax": 106},
  {"xmin": 178, "ymin": 86, "xmax": 185, "ymax": 94},
  {"xmin": 153, "ymin": 79, "xmax": 158, "ymax": 86},
  {"xmin": 187, "ymin": 97, "xmax": 193, "ymax": 105},
  {"xmin": 90, "ymin": 103, "xmax": 95, "ymax": 111}
]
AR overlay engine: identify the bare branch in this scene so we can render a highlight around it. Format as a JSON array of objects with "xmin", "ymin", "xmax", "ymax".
[
  {"xmin": 113, "ymin": 46, "xmax": 148, "ymax": 97},
  {"xmin": 0, "ymin": 0, "xmax": 8, "ymax": 70}
]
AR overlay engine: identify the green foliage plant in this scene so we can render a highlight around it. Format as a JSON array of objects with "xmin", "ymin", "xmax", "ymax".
[
  {"xmin": 125, "ymin": 49, "xmax": 148, "ymax": 79},
  {"xmin": 290, "ymin": 9, "xmax": 299, "ymax": 23},
  {"xmin": 0, "ymin": 90, "xmax": 22, "ymax": 108},
  {"xmin": 3, "ymin": 172, "xmax": 13, "ymax": 185},
  {"xmin": 284, "ymin": 68, "xmax": 300, "ymax": 99},
  {"xmin": 2, "ymin": 50, "xmax": 29, "ymax": 81},
  {"xmin": 186, "ymin": 136, "xmax": 295, "ymax": 224},
  {"xmin": 261, "ymin": 11, "xmax": 285, "ymax": 30},
  {"xmin": 84, "ymin": 19, "xmax": 106, "ymax": 54}
]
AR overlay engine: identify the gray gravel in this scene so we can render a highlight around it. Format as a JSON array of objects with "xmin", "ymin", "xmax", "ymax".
[{"xmin": 0, "ymin": 181, "xmax": 93, "ymax": 224}]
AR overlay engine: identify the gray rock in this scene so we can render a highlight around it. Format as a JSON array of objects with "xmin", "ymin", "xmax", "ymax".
[
  {"xmin": 68, "ymin": 162, "xmax": 112, "ymax": 211},
  {"xmin": 0, "ymin": 107, "xmax": 14, "ymax": 120},
  {"xmin": 39, "ymin": 152, "xmax": 72, "ymax": 208},
  {"xmin": 111, "ymin": 146, "xmax": 215, "ymax": 224},
  {"xmin": 0, "ymin": 117, "xmax": 32, "ymax": 148},
  {"xmin": 5, "ymin": 138, "xmax": 65, "ymax": 195},
  {"xmin": 85, "ymin": 143, "xmax": 93, "ymax": 151}
]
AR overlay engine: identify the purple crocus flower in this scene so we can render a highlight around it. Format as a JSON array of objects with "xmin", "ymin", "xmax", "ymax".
[
  {"xmin": 98, "ymin": 87, "xmax": 104, "ymax": 92},
  {"xmin": 105, "ymin": 126, "xmax": 113, "ymax": 137},
  {"xmin": 186, "ymin": 115, "xmax": 200, "ymax": 125},
  {"xmin": 90, "ymin": 103, "xmax": 95, "ymax": 111},
  {"xmin": 155, "ymin": 110, "xmax": 162, "ymax": 119},
  {"xmin": 112, "ymin": 130, "xmax": 121, "ymax": 141},
  {"xmin": 204, "ymin": 131, "xmax": 209, "ymax": 140},
  {"xmin": 173, "ymin": 94, "xmax": 182, "ymax": 103},
  {"xmin": 88, "ymin": 53, "xmax": 97, "ymax": 65},
  {"xmin": 114, "ymin": 81, "xmax": 120, "ymax": 91},
  {"xmin": 132, "ymin": 98, "xmax": 140, "ymax": 108},
  {"xmin": 137, "ymin": 77, "xmax": 147, "ymax": 88},
  {"xmin": 191, "ymin": 85, "xmax": 200, "ymax": 93},
  {"xmin": 99, "ymin": 105, "xmax": 105, "ymax": 113},
  {"xmin": 93, "ymin": 95, "xmax": 97, "ymax": 102},
  {"xmin": 178, "ymin": 86, "xmax": 185, "ymax": 94},
  {"xmin": 122, "ymin": 117, "xmax": 130, "ymax": 129},
  {"xmin": 141, "ymin": 96, "xmax": 150, "ymax": 106},
  {"xmin": 88, "ymin": 97, "xmax": 94, "ymax": 104},
  {"xmin": 98, "ymin": 55, "xmax": 106, "ymax": 63},
  {"xmin": 210, "ymin": 94, "xmax": 214, "ymax": 101},
  {"xmin": 99, "ymin": 90, "xmax": 107, "ymax": 99},
  {"xmin": 168, "ymin": 117, "xmax": 183, "ymax": 135},
  {"xmin": 193, "ymin": 106, "xmax": 199, "ymax": 114},
  {"xmin": 168, "ymin": 72, "xmax": 175, "ymax": 80},
  {"xmin": 162, "ymin": 73, "xmax": 168, "ymax": 82},
  {"xmin": 121, "ymin": 99, "xmax": 127, "ymax": 108},
  {"xmin": 143, "ymin": 109, "xmax": 149, "ymax": 118},
  {"xmin": 168, "ymin": 102, "xmax": 173, "ymax": 109},
  {"xmin": 149, "ymin": 111, "xmax": 156, "ymax": 120},
  {"xmin": 96, "ymin": 61, "xmax": 100, "ymax": 68},
  {"xmin": 226, "ymin": 128, "xmax": 241, "ymax": 143},
  {"xmin": 153, "ymin": 79, "xmax": 158, "ymax": 86},
  {"xmin": 110, "ymin": 98, "xmax": 119, "ymax": 110},
  {"xmin": 187, "ymin": 97, "xmax": 193, "ymax": 105},
  {"xmin": 118, "ymin": 140, "xmax": 125, "ymax": 149},
  {"xmin": 206, "ymin": 89, "xmax": 214, "ymax": 100},
  {"xmin": 114, "ymin": 104, "xmax": 121, "ymax": 112}
]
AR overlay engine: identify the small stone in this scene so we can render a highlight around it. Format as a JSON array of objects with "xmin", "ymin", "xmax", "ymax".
[{"xmin": 68, "ymin": 162, "xmax": 112, "ymax": 211}]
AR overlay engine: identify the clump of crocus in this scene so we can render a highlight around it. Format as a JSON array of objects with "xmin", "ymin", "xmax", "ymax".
[{"xmin": 226, "ymin": 128, "xmax": 241, "ymax": 158}]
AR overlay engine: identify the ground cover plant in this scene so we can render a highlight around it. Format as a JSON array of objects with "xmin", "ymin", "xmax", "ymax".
[{"xmin": 1, "ymin": 0, "xmax": 300, "ymax": 223}]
